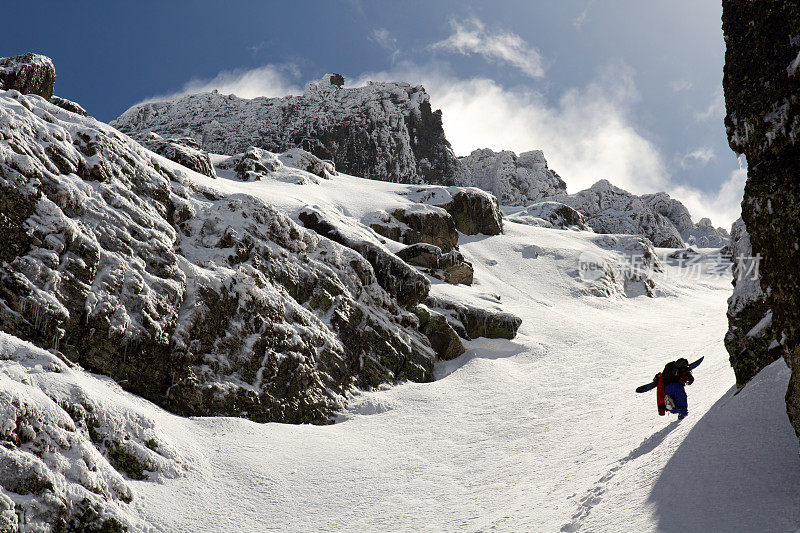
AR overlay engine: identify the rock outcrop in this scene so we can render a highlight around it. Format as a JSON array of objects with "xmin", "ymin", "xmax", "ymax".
[
  {"xmin": 724, "ymin": 218, "xmax": 784, "ymax": 386},
  {"xmin": 139, "ymin": 133, "xmax": 217, "ymax": 178},
  {"xmin": 722, "ymin": 0, "xmax": 800, "ymax": 438},
  {"xmin": 505, "ymin": 201, "xmax": 589, "ymax": 230},
  {"xmin": 407, "ymin": 186, "xmax": 504, "ymax": 236},
  {"xmin": 112, "ymin": 74, "xmax": 462, "ymax": 185},
  {"xmin": 0, "ymin": 88, "xmax": 436, "ymax": 429},
  {"xmin": 369, "ymin": 204, "xmax": 459, "ymax": 252},
  {"xmin": 49, "ymin": 95, "xmax": 87, "ymax": 116},
  {"xmin": 458, "ymin": 148, "xmax": 567, "ymax": 205},
  {"xmin": 552, "ymin": 180, "xmax": 685, "ymax": 247},
  {"xmin": 0, "ymin": 53, "xmax": 55, "ymax": 99},
  {"xmin": 426, "ymin": 296, "xmax": 522, "ymax": 341},
  {"xmin": 396, "ymin": 243, "xmax": 474, "ymax": 286}
]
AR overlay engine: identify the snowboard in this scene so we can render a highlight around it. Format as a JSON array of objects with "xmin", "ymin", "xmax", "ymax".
[{"xmin": 635, "ymin": 356, "xmax": 704, "ymax": 393}]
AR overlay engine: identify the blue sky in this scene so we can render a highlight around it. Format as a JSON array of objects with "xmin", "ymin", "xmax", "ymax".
[{"xmin": 3, "ymin": 1, "xmax": 742, "ymax": 226}]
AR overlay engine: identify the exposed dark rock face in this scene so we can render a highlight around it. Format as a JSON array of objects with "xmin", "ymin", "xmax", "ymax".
[
  {"xmin": 49, "ymin": 95, "xmax": 87, "ymax": 116},
  {"xmin": 112, "ymin": 75, "xmax": 462, "ymax": 185},
  {"xmin": 0, "ymin": 89, "xmax": 435, "ymax": 429},
  {"xmin": 298, "ymin": 207, "xmax": 431, "ymax": 307},
  {"xmin": 396, "ymin": 243, "xmax": 474, "ymax": 286},
  {"xmin": 413, "ymin": 305, "xmax": 465, "ymax": 361},
  {"xmin": 407, "ymin": 187, "xmax": 503, "ymax": 236},
  {"xmin": 724, "ymin": 218, "xmax": 784, "ymax": 386},
  {"xmin": 426, "ymin": 296, "xmax": 522, "ymax": 341},
  {"xmin": 722, "ymin": 1, "xmax": 800, "ymax": 437},
  {"xmin": 139, "ymin": 133, "xmax": 217, "ymax": 178},
  {"xmin": 0, "ymin": 53, "xmax": 55, "ymax": 99},
  {"xmin": 370, "ymin": 205, "xmax": 459, "ymax": 252}
]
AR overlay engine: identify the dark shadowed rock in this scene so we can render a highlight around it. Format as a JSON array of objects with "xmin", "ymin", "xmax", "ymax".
[
  {"xmin": 506, "ymin": 201, "xmax": 589, "ymax": 230},
  {"xmin": 370, "ymin": 204, "xmax": 458, "ymax": 252},
  {"xmin": 426, "ymin": 295, "xmax": 521, "ymax": 340},
  {"xmin": 414, "ymin": 305, "xmax": 465, "ymax": 361},
  {"xmin": 139, "ymin": 134, "xmax": 217, "ymax": 178},
  {"xmin": 50, "ymin": 95, "xmax": 87, "ymax": 116},
  {"xmin": 396, "ymin": 243, "xmax": 474, "ymax": 286},
  {"xmin": 298, "ymin": 207, "xmax": 430, "ymax": 307},
  {"xmin": 724, "ymin": 218, "xmax": 784, "ymax": 386},
  {"xmin": 722, "ymin": 1, "xmax": 800, "ymax": 438},
  {"xmin": 0, "ymin": 53, "xmax": 55, "ymax": 99}
]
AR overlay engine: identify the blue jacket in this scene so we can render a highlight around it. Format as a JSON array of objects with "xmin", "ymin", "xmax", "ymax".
[{"xmin": 664, "ymin": 381, "xmax": 688, "ymax": 417}]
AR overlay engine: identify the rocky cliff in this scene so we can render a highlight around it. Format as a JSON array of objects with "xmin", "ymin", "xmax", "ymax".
[
  {"xmin": 722, "ymin": 1, "xmax": 800, "ymax": 438},
  {"xmin": 0, "ymin": 86, "xmax": 437, "ymax": 427},
  {"xmin": 113, "ymin": 74, "xmax": 463, "ymax": 185}
]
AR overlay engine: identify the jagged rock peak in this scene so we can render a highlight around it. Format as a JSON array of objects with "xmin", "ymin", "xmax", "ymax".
[
  {"xmin": 458, "ymin": 148, "xmax": 567, "ymax": 205},
  {"xmin": 0, "ymin": 52, "xmax": 56, "ymax": 99},
  {"xmin": 112, "ymin": 77, "xmax": 461, "ymax": 186}
]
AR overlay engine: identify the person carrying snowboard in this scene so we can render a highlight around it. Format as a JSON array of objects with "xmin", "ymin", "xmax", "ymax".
[{"xmin": 658, "ymin": 358, "xmax": 694, "ymax": 420}]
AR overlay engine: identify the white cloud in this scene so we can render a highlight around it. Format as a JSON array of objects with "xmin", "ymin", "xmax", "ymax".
[
  {"xmin": 144, "ymin": 64, "xmax": 303, "ymax": 103},
  {"xmin": 370, "ymin": 28, "xmax": 400, "ymax": 61},
  {"xmin": 574, "ymin": 1, "xmax": 594, "ymax": 30},
  {"xmin": 695, "ymin": 90, "xmax": 725, "ymax": 122},
  {"xmin": 670, "ymin": 79, "xmax": 693, "ymax": 93},
  {"xmin": 672, "ymin": 168, "xmax": 745, "ymax": 227},
  {"xmin": 431, "ymin": 18, "xmax": 545, "ymax": 78},
  {"xmin": 679, "ymin": 146, "xmax": 715, "ymax": 169}
]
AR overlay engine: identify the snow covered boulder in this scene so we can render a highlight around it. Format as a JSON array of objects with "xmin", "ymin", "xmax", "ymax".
[
  {"xmin": 49, "ymin": 95, "xmax": 87, "ymax": 116},
  {"xmin": 459, "ymin": 148, "xmax": 567, "ymax": 205},
  {"xmin": 426, "ymin": 296, "xmax": 521, "ymax": 340},
  {"xmin": 369, "ymin": 204, "xmax": 459, "ymax": 252},
  {"xmin": 505, "ymin": 201, "xmax": 589, "ymax": 230},
  {"xmin": 409, "ymin": 186, "xmax": 503, "ymax": 236},
  {"xmin": 279, "ymin": 147, "xmax": 337, "ymax": 179},
  {"xmin": 140, "ymin": 133, "xmax": 217, "ymax": 178},
  {"xmin": 0, "ymin": 53, "xmax": 55, "ymax": 99},
  {"xmin": 582, "ymin": 235, "xmax": 663, "ymax": 298},
  {"xmin": 396, "ymin": 243, "xmax": 474, "ymax": 285}
]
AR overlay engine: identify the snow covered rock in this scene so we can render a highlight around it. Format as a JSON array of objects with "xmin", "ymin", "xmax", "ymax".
[
  {"xmin": 0, "ymin": 53, "xmax": 55, "ymax": 99},
  {"xmin": 724, "ymin": 219, "xmax": 784, "ymax": 386},
  {"xmin": 369, "ymin": 204, "xmax": 459, "ymax": 252},
  {"xmin": 279, "ymin": 147, "xmax": 337, "ymax": 179},
  {"xmin": 426, "ymin": 296, "xmax": 522, "ymax": 340},
  {"xmin": 49, "ymin": 95, "xmax": 87, "ymax": 116},
  {"xmin": 139, "ymin": 133, "xmax": 217, "ymax": 178},
  {"xmin": 413, "ymin": 305, "xmax": 465, "ymax": 361},
  {"xmin": 0, "ymin": 88, "xmax": 436, "ymax": 427},
  {"xmin": 722, "ymin": 0, "xmax": 800, "ymax": 439},
  {"xmin": 642, "ymin": 192, "xmax": 729, "ymax": 246},
  {"xmin": 0, "ymin": 333, "xmax": 181, "ymax": 531},
  {"xmin": 551, "ymin": 180, "xmax": 684, "ymax": 247},
  {"xmin": 112, "ymin": 75, "xmax": 462, "ymax": 185},
  {"xmin": 458, "ymin": 148, "xmax": 567, "ymax": 205},
  {"xmin": 580, "ymin": 235, "xmax": 663, "ymax": 298},
  {"xmin": 298, "ymin": 207, "xmax": 431, "ymax": 307},
  {"xmin": 408, "ymin": 186, "xmax": 504, "ymax": 236},
  {"xmin": 396, "ymin": 243, "xmax": 474, "ymax": 286},
  {"xmin": 505, "ymin": 201, "xmax": 589, "ymax": 230}
]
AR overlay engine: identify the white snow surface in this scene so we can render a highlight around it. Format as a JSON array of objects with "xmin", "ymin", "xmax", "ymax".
[
  {"xmin": 4, "ymin": 136, "xmax": 797, "ymax": 530},
  {"xmin": 129, "ymin": 204, "xmax": 799, "ymax": 531}
]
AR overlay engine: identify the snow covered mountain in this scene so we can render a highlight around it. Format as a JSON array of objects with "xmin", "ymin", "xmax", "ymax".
[
  {"xmin": 113, "ymin": 74, "xmax": 462, "ymax": 186},
  {"xmin": 114, "ymin": 76, "xmax": 728, "ymax": 250}
]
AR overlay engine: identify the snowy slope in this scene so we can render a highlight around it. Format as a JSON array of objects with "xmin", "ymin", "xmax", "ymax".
[{"xmin": 119, "ymin": 208, "xmax": 797, "ymax": 532}]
